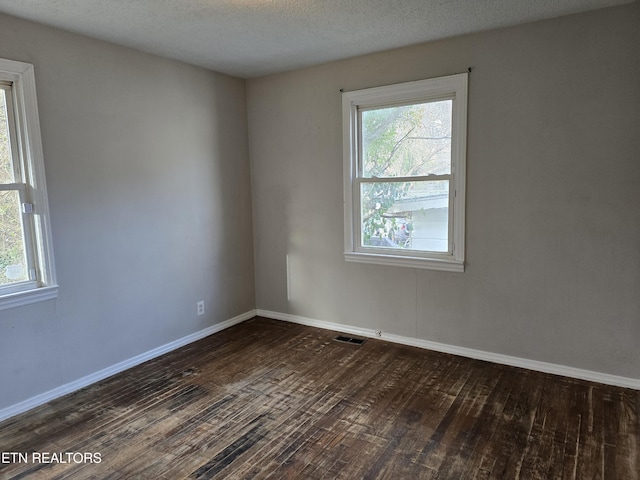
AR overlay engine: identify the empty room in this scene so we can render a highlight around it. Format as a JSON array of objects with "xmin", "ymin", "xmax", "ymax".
[{"xmin": 0, "ymin": 0, "xmax": 638, "ymax": 478}]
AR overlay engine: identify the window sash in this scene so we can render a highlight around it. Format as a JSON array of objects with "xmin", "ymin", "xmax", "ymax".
[
  {"xmin": 1, "ymin": 83, "xmax": 22, "ymax": 183},
  {"xmin": 2, "ymin": 82, "xmax": 38, "ymax": 288},
  {"xmin": 0, "ymin": 280, "xmax": 39, "ymax": 296},
  {"xmin": 357, "ymin": 98, "xmax": 454, "ymax": 180},
  {"xmin": 354, "ymin": 177, "xmax": 454, "ymax": 256},
  {"xmin": 352, "ymin": 96, "xmax": 456, "ymax": 256},
  {"xmin": 0, "ymin": 186, "xmax": 38, "ymax": 290}
]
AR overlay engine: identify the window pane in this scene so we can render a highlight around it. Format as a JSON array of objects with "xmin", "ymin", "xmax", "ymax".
[
  {"xmin": 0, "ymin": 88, "xmax": 16, "ymax": 184},
  {"xmin": 0, "ymin": 190, "xmax": 29, "ymax": 285},
  {"xmin": 361, "ymin": 180, "xmax": 449, "ymax": 252},
  {"xmin": 361, "ymin": 100, "xmax": 452, "ymax": 178}
]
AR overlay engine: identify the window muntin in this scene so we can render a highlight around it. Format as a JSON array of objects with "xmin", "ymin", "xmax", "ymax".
[
  {"xmin": 343, "ymin": 74, "xmax": 467, "ymax": 272},
  {"xmin": 0, "ymin": 59, "xmax": 57, "ymax": 309}
]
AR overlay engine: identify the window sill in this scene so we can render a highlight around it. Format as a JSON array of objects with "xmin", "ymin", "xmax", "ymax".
[
  {"xmin": 344, "ymin": 252, "xmax": 464, "ymax": 272},
  {"xmin": 0, "ymin": 285, "xmax": 59, "ymax": 312}
]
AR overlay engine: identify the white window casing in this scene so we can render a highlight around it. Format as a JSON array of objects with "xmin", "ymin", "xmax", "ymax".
[
  {"xmin": 342, "ymin": 73, "xmax": 468, "ymax": 272},
  {"xmin": 0, "ymin": 58, "xmax": 58, "ymax": 310}
]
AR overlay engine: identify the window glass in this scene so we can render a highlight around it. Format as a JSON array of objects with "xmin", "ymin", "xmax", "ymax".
[
  {"xmin": 0, "ymin": 190, "xmax": 29, "ymax": 285},
  {"xmin": 360, "ymin": 180, "xmax": 449, "ymax": 252},
  {"xmin": 0, "ymin": 88, "xmax": 16, "ymax": 183},
  {"xmin": 361, "ymin": 100, "xmax": 452, "ymax": 178}
]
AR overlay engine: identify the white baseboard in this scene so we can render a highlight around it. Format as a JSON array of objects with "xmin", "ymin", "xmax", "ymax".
[
  {"xmin": 3, "ymin": 307, "xmax": 636, "ymax": 424},
  {"xmin": 0, "ymin": 310, "xmax": 257, "ymax": 423},
  {"xmin": 257, "ymin": 309, "xmax": 640, "ymax": 390}
]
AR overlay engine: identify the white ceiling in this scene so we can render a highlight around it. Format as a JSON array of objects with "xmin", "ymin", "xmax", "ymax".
[{"xmin": 0, "ymin": 0, "xmax": 632, "ymax": 78}]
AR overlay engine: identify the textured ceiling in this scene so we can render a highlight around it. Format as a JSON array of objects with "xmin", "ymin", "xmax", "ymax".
[{"xmin": 0, "ymin": 0, "xmax": 633, "ymax": 78}]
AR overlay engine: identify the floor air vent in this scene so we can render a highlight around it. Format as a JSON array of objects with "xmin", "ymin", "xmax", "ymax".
[{"xmin": 334, "ymin": 335, "xmax": 366, "ymax": 345}]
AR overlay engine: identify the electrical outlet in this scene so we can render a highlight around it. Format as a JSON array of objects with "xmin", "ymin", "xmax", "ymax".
[
  {"xmin": 197, "ymin": 301, "xmax": 205, "ymax": 316},
  {"xmin": 375, "ymin": 330, "xmax": 382, "ymax": 337}
]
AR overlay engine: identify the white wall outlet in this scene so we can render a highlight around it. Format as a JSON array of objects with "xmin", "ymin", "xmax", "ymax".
[
  {"xmin": 375, "ymin": 330, "xmax": 382, "ymax": 337},
  {"xmin": 197, "ymin": 300, "xmax": 205, "ymax": 316}
]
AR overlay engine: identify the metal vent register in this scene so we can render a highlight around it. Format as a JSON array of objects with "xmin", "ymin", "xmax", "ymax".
[{"xmin": 334, "ymin": 336, "xmax": 366, "ymax": 345}]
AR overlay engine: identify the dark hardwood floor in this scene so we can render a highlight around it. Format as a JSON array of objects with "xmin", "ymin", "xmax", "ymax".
[{"xmin": 0, "ymin": 317, "xmax": 638, "ymax": 479}]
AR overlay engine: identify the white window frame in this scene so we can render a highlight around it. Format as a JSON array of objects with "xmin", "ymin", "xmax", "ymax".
[
  {"xmin": 342, "ymin": 73, "xmax": 467, "ymax": 272},
  {"xmin": 0, "ymin": 58, "xmax": 57, "ymax": 310}
]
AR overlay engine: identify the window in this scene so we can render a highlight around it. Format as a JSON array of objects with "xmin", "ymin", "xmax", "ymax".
[
  {"xmin": 342, "ymin": 73, "xmax": 467, "ymax": 272},
  {"xmin": 0, "ymin": 58, "xmax": 57, "ymax": 310}
]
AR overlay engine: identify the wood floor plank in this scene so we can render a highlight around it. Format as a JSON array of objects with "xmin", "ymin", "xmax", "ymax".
[{"xmin": 0, "ymin": 317, "xmax": 638, "ymax": 479}]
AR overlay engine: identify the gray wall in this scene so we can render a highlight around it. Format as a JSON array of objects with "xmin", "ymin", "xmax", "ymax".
[
  {"xmin": 0, "ymin": 14, "xmax": 255, "ymax": 410},
  {"xmin": 1, "ymin": 2, "xmax": 638, "ymax": 414},
  {"xmin": 247, "ymin": 3, "xmax": 640, "ymax": 379}
]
